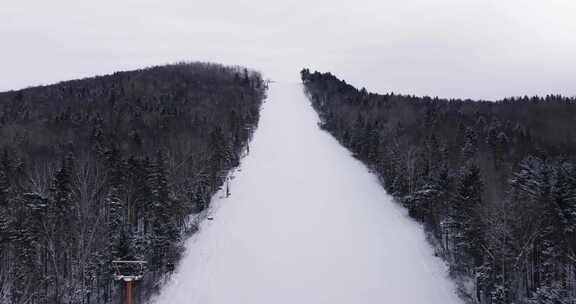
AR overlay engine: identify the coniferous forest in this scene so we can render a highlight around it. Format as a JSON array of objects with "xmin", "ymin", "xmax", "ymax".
[
  {"xmin": 302, "ymin": 69, "xmax": 576, "ymax": 304},
  {"xmin": 0, "ymin": 63, "xmax": 265, "ymax": 303}
]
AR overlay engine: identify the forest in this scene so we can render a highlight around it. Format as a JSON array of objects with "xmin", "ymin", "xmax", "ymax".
[
  {"xmin": 0, "ymin": 62, "xmax": 266, "ymax": 303},
  {"xmin": 302, "ymin": 69, "xmax": 576, "ymax": 304}
]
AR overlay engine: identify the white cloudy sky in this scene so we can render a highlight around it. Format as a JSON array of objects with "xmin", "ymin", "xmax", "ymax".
[{"xmin": 1, "ymin": 0, "xmax": 575, "ymax": 99}]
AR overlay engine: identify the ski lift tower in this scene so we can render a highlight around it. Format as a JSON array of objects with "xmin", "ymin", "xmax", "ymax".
[{"xmin": 112, "ymin": 260, "xmax": 147, "ymax": 304}]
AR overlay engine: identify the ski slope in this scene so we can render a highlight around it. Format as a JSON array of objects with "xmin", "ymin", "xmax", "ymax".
[{"xmin": 153, "ymin": 82, "xmax": 462, "ymax": 304}]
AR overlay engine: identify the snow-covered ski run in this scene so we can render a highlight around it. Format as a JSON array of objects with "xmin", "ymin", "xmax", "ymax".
[{"xmin": 153, "ymin": 82, "xmax": 462, "ymax": 304}]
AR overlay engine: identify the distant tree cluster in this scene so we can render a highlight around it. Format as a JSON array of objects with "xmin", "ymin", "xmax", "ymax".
[
  {"xmin": 0, "ymin": 62, "xmax": 265, "ymax": 303},
  {"xmin": 302, "ymin": 69, "xmax": 576, "ymax": 304}
]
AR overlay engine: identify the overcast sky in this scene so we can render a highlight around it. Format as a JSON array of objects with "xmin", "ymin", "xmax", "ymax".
[{"xmin": 1, "ymin": 0, "xmax": 575, "ymax": 99}]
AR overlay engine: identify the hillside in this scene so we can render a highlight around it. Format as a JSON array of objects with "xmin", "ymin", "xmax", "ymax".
[
  {"xmin": 0, "ymin": 63, "xmax": 265, "ymax": 303},
  {"xmin": 302, "ymin": 69, "xmax": 576, "ymax": 304}
]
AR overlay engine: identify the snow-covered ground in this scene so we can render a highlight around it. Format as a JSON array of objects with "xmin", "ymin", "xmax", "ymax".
[{"xmin": 152, "ymin": 82, "xmax": 462, "ymax": 304}]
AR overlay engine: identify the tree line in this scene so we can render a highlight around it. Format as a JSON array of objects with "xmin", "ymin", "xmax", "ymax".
[
  {"xmin": 302, "ymin": 69, "xmax": 576, "ymax": 304},
  {"xmin": 0, "ymin": 62, "xmax": 266, "ymax": 304}
]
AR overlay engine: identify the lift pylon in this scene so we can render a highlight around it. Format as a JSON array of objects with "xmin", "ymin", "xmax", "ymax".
[{"xmin": 112, "ymin": 260, "xmax": 147, "ymax": 304}]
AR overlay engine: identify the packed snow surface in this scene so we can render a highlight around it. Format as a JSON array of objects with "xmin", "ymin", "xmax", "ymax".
[{"xmin": 153, "ymin": 83, "xmax": 462, "ymax": 304}]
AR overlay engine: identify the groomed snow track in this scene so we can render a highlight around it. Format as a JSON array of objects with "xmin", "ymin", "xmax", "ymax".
[{"xmin": 153, "ymin": 82, "xmax": 462, "ymax": 304}]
